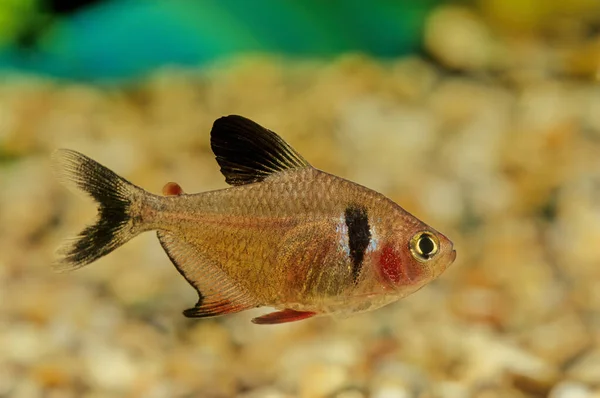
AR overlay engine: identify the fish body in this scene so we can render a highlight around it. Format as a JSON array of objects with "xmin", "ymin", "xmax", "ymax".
[{"xmin": 53, "ymin": 116, "xmax": 456, "ymax": 324}]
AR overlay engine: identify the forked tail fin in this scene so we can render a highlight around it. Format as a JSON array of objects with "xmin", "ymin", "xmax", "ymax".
[{"xmin": 52, "ymin": 149, "xmax": 146, "ymax": 271}]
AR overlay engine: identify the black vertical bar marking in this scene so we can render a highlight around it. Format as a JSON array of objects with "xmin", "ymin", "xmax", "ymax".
[{"xmin": 344, "ymin": 205, "xmax": 371, "ymax": 283}]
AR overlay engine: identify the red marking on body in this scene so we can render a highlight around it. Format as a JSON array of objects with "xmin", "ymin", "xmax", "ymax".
[
  {"xmin": 251, "ymin": 309, "xmax": 316, "ymax": 325},
  {"xmin": 379, "ymin": 244, "xmax": 427, "ymax": 286},
  {"xmin": 379, "ymin": 245, "xmax": 402, "ymax": 284},
  {"xmin": 162, "ymin": 182, "xmax": 184, "ymax": 196}
]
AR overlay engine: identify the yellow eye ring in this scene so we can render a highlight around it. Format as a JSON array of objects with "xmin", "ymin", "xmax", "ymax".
[{"xmin": 409, "ymin": 231, "xmax": 439, "ymax": 262}]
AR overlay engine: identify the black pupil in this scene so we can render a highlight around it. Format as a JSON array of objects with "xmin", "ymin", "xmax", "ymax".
[{"xmin": 418, "ymin": 236, "xmax": 435, "ymax": 256}]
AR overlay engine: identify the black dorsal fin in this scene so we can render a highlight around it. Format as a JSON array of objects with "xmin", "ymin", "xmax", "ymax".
[{"xmin": 210, "ymin": 115, "xmax": 311, "ymax": 186}]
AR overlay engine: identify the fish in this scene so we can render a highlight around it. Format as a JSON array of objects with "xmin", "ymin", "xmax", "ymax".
[{"xmin": 52, "ymin": 115, "xmax": 456, "ymax": 325}]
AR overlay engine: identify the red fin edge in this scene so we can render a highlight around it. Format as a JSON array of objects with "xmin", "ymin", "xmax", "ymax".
[
  {"xmin": 251, "ymin": 309, "xmax": 316, "ymax": 325},
  {"xmin": 183, "ymin": 299, "xmax": 250, "ymax": 318}
]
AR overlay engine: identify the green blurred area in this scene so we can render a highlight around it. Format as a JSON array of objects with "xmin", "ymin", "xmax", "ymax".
[
  {"xmin": 0, "ymin": 0, "xmax": 596, "ymax": 80},
  {"xmin": 0, "ymin": 0, "xmax": 38, "ymax": 45}
]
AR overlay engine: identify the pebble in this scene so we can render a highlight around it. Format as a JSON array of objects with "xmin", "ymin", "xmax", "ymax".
[
  {"xmin": 418, "ymin": 178, "xmax": 465, "ymax": 225},
  {"xmin": 450, "ymin": 286, "xmax": 505, "ymax": 327},
  {"xmin": 371, "ymin": 385, "xmax": 411, "ymax": 398},
  {"xmin": 459, "ymin": 329, "xmax": 559, "ymax": 387},
  {"xmin": 0, "ymin": 322, "xmax": 50, "ymax": 365},
  {"xmin": 0, "ymin": 157, "xmax": 55, "ymax": 244},
  {"xmin": 31, "ymin": 359, "xmax": 74, "ymax": 389},
  {"xmin": 239, "ymin": 387, "xmax": 293, "ymax": 398},
  {"xmin": 9, "ymin": 378, "xmax": 43, "ymax": 398},
  {"xmin": 0, "ymin": 364, "xmax": 17, "ymax": 396},
  {"xmin": 567, "ymin": 350, "xmax": 600, "ymax": 385},
  {"xmin": 519, "ymin": 313, "xmax": 591, "ymax": 367},
  {"xmin": 550, "ymin": 381, "xmax": 594, "ymax": 398},
  {"xmin": 390, "ymin": 57, "xmax": 439, "ymax": 101},
  {"xmin": 424, "ymin": 6, "xmax": 495, "ymax": 71},
  {"xmin": 83, "ymin": 343, "xmax": 138, "ymax": 392},
  {"xmin": 278, "ymin": 337, "xmax": 359, "ymax": 392},
  {"xmin": 299, "ymin": 363, "xmax": 349, "ymax": 398},
  {"xmin": 434, "ymin": 381, "xmax": 471, "ymax": 398},
  {"xmin": 335, "ymin": 390, "xmax": 367, "ymax": 398},
  {"xmin": 338, "ymin": 97, "xmax": 437, "ymax": 194}
]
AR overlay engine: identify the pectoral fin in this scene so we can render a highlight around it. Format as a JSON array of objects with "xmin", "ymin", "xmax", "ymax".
[
  {"xmin": 252, "ymin": 309, "xmax": 316, "ymax": 325},
  {"xmin": 157, "ymin": 231, "xmax": 257, "ymax": 318}
]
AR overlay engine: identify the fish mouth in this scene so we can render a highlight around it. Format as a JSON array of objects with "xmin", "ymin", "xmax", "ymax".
[{"xmin": 450, "ymin": 249, "xmax": 457, "ymax": 263}]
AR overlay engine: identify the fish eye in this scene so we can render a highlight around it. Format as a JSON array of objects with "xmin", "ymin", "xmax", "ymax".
[{"xmin": 409, "ymin": 231, "xmax": 439, "ymax": 262}]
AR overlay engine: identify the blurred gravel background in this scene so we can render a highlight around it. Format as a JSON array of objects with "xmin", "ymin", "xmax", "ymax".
[{"xmin": 1, "ymin": 1, "xmax": 600, "ymax": 397}]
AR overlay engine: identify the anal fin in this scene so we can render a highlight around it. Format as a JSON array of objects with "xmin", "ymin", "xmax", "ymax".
[
  {"xmin": 157, "ymin": 231, "xmax": 257, "ymax": 318},
  {"xmin": 252, "ymin": 309, "xmax": 316, "ymax": 325}
]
